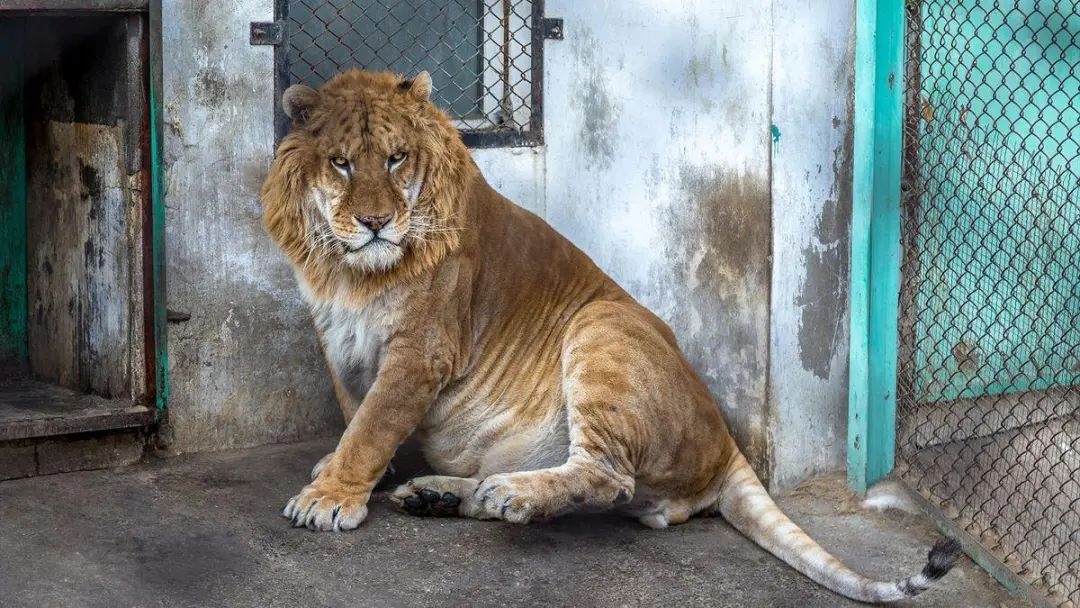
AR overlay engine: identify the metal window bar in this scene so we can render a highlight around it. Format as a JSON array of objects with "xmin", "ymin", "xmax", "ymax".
[
  {"xmin": 896, "ymin": 1, "xmax": 1080, "ymax": 606},
  {"xmin": 275, "ymin": 0, "xmax": 544, "ymax": 147}
]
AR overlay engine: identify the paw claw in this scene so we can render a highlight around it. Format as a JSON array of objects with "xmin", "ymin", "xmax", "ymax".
[
  {"xmin": 476, "ymin": 475, "xmax": 535, "ymax": 523},
  {"xmin": 282, "ymin": 483, "xmax": 367, "ymax": 532},
  {"xmin": 499, "ymin": 496, "xmax": 515, "ymax": 519},
  {"xmin": 282, "ymin": 496, "xmax": 299, "ymax": 519}
]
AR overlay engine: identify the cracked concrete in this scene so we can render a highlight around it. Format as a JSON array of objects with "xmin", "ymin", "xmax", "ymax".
[{"xmin": 0, "ymin": 439, "xmax": 1027, "ymax": 608}]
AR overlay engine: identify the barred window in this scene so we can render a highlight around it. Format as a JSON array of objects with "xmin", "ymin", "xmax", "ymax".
[{"xmin": 277, "ymin": 0, "xmax": 544, "ymax": 147}]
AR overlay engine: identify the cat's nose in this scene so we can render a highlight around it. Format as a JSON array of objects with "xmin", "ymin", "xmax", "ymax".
[{"xmin": 356, "ymin": 213, "xmax": 392, "ymax": 232}]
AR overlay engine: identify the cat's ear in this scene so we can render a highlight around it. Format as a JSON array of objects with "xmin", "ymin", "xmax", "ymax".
[
  {"xmin": 282, "ymin": 84, "xmax": 321, "ymax": 125},
  {"xmin": 403, "ymin": 71, "xmax": 432, "ymax": 100}
]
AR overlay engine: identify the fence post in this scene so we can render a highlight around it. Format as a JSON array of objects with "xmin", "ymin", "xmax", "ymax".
[{"xmin": 848, "ymin": 0, "xmax": 905, "ymax": 494}]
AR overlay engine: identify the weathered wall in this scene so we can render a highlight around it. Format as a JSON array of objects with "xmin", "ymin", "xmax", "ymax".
[
  {"xmin": 162, "ymin": 0, "xmax": 341, "ymax": 452},
  {"xmin": 541, "ymin": 0, "xmax": 774, "ymax": 472},
  {"xmin": 768, "ymin": 0, "xmax": 855, "ymax": 489},
  {"xmin": 161, "ymin": 0, "xmax": 854, "ymax": 489}
]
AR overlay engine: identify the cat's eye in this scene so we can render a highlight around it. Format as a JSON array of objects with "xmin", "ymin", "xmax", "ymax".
[
  {"xmin": 330, "ymin": 156, "xmax": 349, "ymax": 169},
  {"xmin": 388, "ymin": 151, "xmax": 407, "ymax": 165}
]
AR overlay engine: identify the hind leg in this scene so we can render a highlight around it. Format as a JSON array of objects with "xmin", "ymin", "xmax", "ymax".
[
  {"xmin": 395, "ymin": 301, "xmax": 694, "ymax": 524},
  {"xmin": 467, "ymin": 300, "xmax": 730, "ymax": 524},
  {"xmin": 468, "ymin": 457, "xmax": 634, "ymax": 523},
  {"xmin": 395, "ymin": 308, "xmax": 650, "ymax": 523},
  {"xmin": 391, "ymin": 460, "xmax": 632, "ymax": 523},
  {"xmin": 457, "ymin": 303, "xmax": 662, "ymax": 523},
  {"xmin": 391, "ymin": 407, "xmax": 635, "ymax": 523},
  {"xmin": 393, "ymin": 465, "xmax": 632, "ymax": 524}
]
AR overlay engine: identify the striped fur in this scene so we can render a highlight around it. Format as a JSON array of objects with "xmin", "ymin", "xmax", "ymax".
[
  {"xmin": 261, "ymin": 69, "xmax": 960, "ymax": 603},
  {"xmin": 716, "ymin": 453, "xmax": 961, "ymax": 603}
]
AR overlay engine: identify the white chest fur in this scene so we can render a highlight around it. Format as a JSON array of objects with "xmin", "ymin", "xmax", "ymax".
[{"xmin": 300, "ymin": 279, "xmax": 398, "ymax": 387}]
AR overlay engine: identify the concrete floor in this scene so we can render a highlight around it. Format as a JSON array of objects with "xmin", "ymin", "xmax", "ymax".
[{"xmin": 0, "ymin": 438, "xmax": 1030, "ymax": 608}]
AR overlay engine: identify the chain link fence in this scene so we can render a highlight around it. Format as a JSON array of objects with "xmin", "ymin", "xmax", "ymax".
[
  {"xmin": 897, "ymin": 1, "xmax": 1080, "ymax": 606},
  {"xmin": 281, "ymin": 0, "xmax": 542, "ymax": 146}
]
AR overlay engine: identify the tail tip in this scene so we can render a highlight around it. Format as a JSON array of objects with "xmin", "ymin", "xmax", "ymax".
[
  {"xmin": 895, "ymin": 538, "xmax": 962, "ymax": 600},
  {"xmin": 924, "ymin": 537, "xmax": 962, "ymax": 580}
]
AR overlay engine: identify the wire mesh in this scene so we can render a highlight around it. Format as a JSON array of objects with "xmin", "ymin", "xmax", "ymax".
[
  {"xmin": 284, "ymin": 0, "xmax": 538, "ymax": 138},
  {"xmin": 897, "ymin": 1, "xmax": 1080, "ymax": 606}
]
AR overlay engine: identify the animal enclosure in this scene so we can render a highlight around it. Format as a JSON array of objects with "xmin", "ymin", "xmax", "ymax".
[{"xmin": 895, "ymin": 1, "xmax": 1080, "ymax": 606}]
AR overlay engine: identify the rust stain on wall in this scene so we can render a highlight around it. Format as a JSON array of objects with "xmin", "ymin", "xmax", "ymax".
[{"xmin": 658, "ymin": 165, "xmax": 772, "ymax": 473}]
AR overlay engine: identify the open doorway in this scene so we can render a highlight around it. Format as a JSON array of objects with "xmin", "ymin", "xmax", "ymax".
[{"xmin": 0, "ymin": 8, "xmax": 159, "ymax": 442}]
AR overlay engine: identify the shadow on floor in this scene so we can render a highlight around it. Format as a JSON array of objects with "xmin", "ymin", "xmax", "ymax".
[{"xmin": 0, "ymin": 439, "xmax": 1030, "ymax": 608}]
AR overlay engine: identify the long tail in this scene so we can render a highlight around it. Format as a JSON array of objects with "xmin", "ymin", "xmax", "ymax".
[{"xmin": 715, "ymin": 453, "xmax": 960, "ymax": 604}]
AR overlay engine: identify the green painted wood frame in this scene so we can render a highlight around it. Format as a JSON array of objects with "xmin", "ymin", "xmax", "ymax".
[
  {"xmin": 0, "ymin": 19, "xmax": 27, "ymax": 364},
  {"xmin": 149, "ymin": 0, "xmax": 168, "ymax": 415},
  {"xmin": 848, "ymin": 0, "xmax": 905, "ymax": 494}
]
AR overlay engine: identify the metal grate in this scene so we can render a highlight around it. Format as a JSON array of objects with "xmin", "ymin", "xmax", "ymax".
[
  {"xmin": 897, "ymin": 1, "xmax": 1080, "ymax": 606},
  {"xmin": 278, "ymin": 0, "xmax": 543, "ymax": 147}
]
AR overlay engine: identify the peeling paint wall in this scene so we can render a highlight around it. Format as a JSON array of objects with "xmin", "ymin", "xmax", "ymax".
[
  {"xmin": 161, "ymin": 0, "xmax": 853, "ymax": 489},
  {"xmin": 768, "ymin": 0, "xmax": 854, "ymax": 490},
  {"xmin": 162, "ymin": 0, "xmax": 341, "ymax": 452}
]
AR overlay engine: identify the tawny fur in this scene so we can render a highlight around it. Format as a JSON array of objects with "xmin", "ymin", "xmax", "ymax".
[{"xmin": 261, "ymin": 69, "xmax": 958, "ymax": 603}]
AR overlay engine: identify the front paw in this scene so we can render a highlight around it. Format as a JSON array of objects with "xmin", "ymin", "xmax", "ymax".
[
  {"xmin": 282, "ymin": 482, "xmax": 368, "ymax": 532},
  {"xmin": 310, "ymin": 453, "xmax": 334, "ymax": 481},
  {"xmin": 311, "ymin": 452, "xmax": 395, "ymax": 483}
]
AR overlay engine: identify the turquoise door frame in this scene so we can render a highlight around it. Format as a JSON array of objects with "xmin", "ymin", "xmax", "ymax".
[
  {"xmin": 848, "ymin": 0, "xmax": 905, "ymax": 494},
  {"xmin": 149, "ymin": 0, "xmax": 169, "ymax": 415}
]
